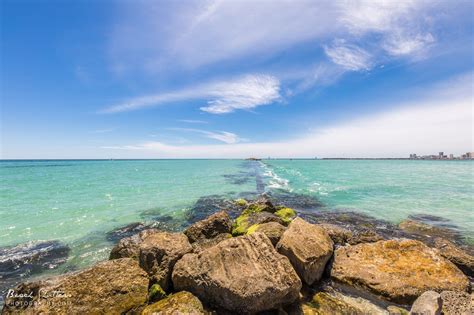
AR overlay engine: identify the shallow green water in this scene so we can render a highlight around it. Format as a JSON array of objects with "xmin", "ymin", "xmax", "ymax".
[{"xmin": 1, "ymin": 159, "xmax": 473, "ymax": 270}]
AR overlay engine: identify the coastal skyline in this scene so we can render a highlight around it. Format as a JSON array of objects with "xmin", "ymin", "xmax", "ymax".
[{"xmin": 1, "ymin": 0, "xmax": 473, "ymax": 159}]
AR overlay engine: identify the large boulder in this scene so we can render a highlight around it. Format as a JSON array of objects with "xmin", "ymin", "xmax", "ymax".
[
  {"xmin": 2, "ymin": 258, "xmax": 148, "ymax": 314},
  {"xmin": 276, "ymin": 217, "xmax": 334, "ymax": 285},
  {"xmin": 184, "ymin": 210, "xmax": 232, "ymax": 243},
  {"xmin": 191, "ymin": 233, "xmax": 232, "ymax": 253},
  {"xmin": 139, "ymin": 232, "xmax": 192, "ymax": 290},
  {"xmin": 331, "ymin": 239, "xmax": 469, "ymax": 304},
  {"xmin": 433, "ymin": 238, "xmax": 474, "ymax": 276},
  {"xmin": 440, "ymin": 291, "xmax": 473, "ymax": 315},
  {"xmin": 172, "ymin": 232, "xmax": 301, "ymax": 313},
  {"xmin": 109, "ymin": 228, "xmax": 159, "ymax": 260},
  {"xmin": 142, "ymin": 291, "xmax": 206, "ymax": 315},
  {"xmin": 247, "ymin": 221, "xmax": 287, "ymax": 245},
  {"xmin": 410, "ymin": 291, "xmax": 442, "ymax": 315}
]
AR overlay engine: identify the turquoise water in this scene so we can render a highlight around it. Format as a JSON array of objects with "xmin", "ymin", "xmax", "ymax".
[{"xmin": 1, "ymin": 159, "xmax": 473, "ymax": 271}]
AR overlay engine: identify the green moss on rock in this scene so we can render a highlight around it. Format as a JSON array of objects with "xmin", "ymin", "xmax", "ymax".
[
  {"xmin": 142, "ymin": 291, "xmax": 205, "ymax": 315},
  {"xmin": 275, "ymin": 207, "xmax": 296, "ymax": 224},
  {"xmin": 148, "ymin": 284, "xmax": 166, "ymax": 303},
  {"xmin": 246, "ymin": 224, "xmax": 261, "ymax": 235},
  {"xmin": 235, "ymin": 198, "xmax": 248, "ymax": 207},
  {"xmin": 232, "ymin": 213, "xmax": 250, "ymax": 236}
]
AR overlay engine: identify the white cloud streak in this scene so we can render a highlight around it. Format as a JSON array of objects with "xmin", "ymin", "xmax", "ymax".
[
  {"xmin": 178, "ymin": 119, "xmax": 208, "ymax": 124},
  {"xmin": 324, "ymin": 40, "xmax": 372, "ymax": 71},
  {"xmin": 168, "ymin": 128, "xmax": 243, "ymax": 144},
  {"xmin": 100, "ymin": 74, "xmax": 280, "ymax": 114}
]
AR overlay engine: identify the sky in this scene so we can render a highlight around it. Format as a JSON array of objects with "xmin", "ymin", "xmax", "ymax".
[{"xmin": 1, "ymin": 0, "xmax": 473, "ymax": 159}]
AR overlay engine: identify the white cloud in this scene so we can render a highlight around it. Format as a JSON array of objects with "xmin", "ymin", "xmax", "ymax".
[
  {"xmin": 168, "ymin": 128, "xmax": 243, "ymax": 144},
  {"xmin": 100, "ymin": 73, "xmax": 473, "ymax": 158},
  {"xmin": 178, "ymin": 119, "xmax": 208, "ymax": 124},
  {"xmin": 324, "ymin": 40, "xmax": 372, "ymax": 71},
  {"xmin": 100, "ymin": 74, "xmax": 280, "ymax": 114}
]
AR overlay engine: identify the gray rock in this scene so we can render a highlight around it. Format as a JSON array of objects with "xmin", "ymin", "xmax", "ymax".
[
  {"xmin": 276, "ymin": 217, "xmax": 334, "ymax": 285},
  {"xmin": 172, "ymin": 232, "xmax": 301, "ymax": 313},
  {"xmin": 410, "ymin": 291, "xmax": 442, "ymax": 315},
  {"xmin": 109, "ymin": 228, "xmax": 159, "ymax": 259}
]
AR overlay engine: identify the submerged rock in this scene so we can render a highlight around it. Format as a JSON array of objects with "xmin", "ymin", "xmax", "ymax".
[
  {"xmin": 184, "ymin": 210, "xmax": 232, "ymax": 243},
  {"xmin": 0, "ymin": 240, "xmax": 70, "ymax": 280},
  {"xmin": 138, "ymin": 232, "xmax": 192, "ymax": 291},
  {"xmin": 106, "ymin": 222, "xmax": 157, "ymax": 242},
  {"xmin": 268, "ymin": 191, "xmax": 323, "ymax": 210},
  {"xmin": 172, "ymin": 232, "xmax": 301, "ymax": 313},
  {"xmin": 440, "ymin": 290, "xmax": 473, "ymax": 315},
  {"xmin": 303, "ymin": 291, "xmax": 388, "ymax": 315},
  {"xmin": 142, "ymin": 291, "xmax": 206, "ymax": 315},
  {"xmin": 247, "ymin": 221, "xmax": 286, "ymax": 245},
  {"xmin": 410, "ymin": 291, "xmax": 442, "ymax": 315},
  {"xmin": 276, "ymin": 217, "xmax": 333, "ymax": 285},
  {"xmin": 331, "ymin": 239, "xmax": 469, "ymax": 304},
  {"xmin": 2, "ymin": 258, "xmax": 148, "ymax": 314},
  {"xmin": 186, "ymin": 195, "xmax": 244, "ymax": 223},
  {"xmin": 109, "ymin": 228, "xmax": 159, "ymax": 260},
  {"xmin": 433, "ymin": 237, "xmax": 474, "ymax": 276}
]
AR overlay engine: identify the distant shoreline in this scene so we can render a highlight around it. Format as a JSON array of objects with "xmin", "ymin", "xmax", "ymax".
[{"xmin": 0, "ymin": 158, "xmax": 473, "ymax": 161}]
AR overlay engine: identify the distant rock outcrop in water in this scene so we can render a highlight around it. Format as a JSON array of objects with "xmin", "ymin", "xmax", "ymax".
[{"xmin": 3, "ymin": 195, "xmax": 473, "ymax": 314}]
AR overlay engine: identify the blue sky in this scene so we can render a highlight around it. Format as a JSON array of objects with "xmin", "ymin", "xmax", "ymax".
[{"xmin": 1, "ymin": 0, "xmax": 473, "ymax": 158}]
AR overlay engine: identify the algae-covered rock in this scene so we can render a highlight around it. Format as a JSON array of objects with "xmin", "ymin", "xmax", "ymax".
[
  {"xmin": 234, "ymin": 198, "xmax": 248, "ymax": 207},
  {"xmin": 275, "ymin": 207, "xmax": 296, "ymax": 225},
  {"xmin": 109, "ymin": 228, "xmax": 159, "ymax": 260},
  {"xmin": 148, "ymin": 283, "xmax": 167, "ymax": 303},
  {"xmin": 387, "ymin": 305, "xmax": 409, "ymax": 315},
  {"xmin": 2, "ymin": 258, "xmax": 148, "ymax": 315},
  {"xmin": 331, "ymin": 239, "xmax": 470, "ymax": 304},
  {"xmin": 142, "ymin": 291, "xmax": 206, "ymax": 315},
  {"xmin": 246, "ymin": 221, "xmax": 286, "ymax": 245},
  {"xmin": 172, "ymin": 232, "xmax": 301, "ymax": 313},
  {"xmin": 434, "ymin": 237, "xmax": 474, "ymax": 276},
  {"xmin": 303, "ymin": 291, "xmax": 388, "ymax": 315},
  {"xmin": 139, "ymin": 232, "xmax": 192, "ymax": 290},
  {"xmin": 440, "ymin": 290, "xmax": 473, "ymax": 315},
  {"xmin": 398, "ymin": 219, "xmax": 458, "ymax": 242},
  {"xmin": 410, "ymin": 291, "xmax": 442, "ymax": 315},
  {"xmin": 184, "ymin": 210, "xmax": 232, "ymax": 243},
  {"xmin": 276, "ymin": 217, "xmax": 334, "ymax": 285},
  {"xmin": 232, "ymin": 210, "xmax": 284, "ymax": 236}
]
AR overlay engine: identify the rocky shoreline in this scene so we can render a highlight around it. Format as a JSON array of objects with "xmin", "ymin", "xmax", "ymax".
[{"xmin": 1, "ymin": 195, "xmax": 473, "ymax": 314}]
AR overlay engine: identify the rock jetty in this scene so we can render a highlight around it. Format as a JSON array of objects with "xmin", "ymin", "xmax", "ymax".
[{"xmin": 2, "ymin": 196, "xmax": 473, "ymax": 314}]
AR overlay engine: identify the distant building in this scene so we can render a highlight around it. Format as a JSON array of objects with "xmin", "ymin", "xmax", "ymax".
[
  {"xmin": 449, "ymin": 154, "xmax": 454, "ymax": 159},
  {"xmin": 410, "ymin": 153, "xmax": 417, "ymax": 159},
  {"xmin": 467, "ymin": 152, "xmax": 473, "ymax": 159}
]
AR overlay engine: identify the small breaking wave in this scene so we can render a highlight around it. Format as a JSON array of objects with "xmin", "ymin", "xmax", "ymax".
[{"xmin": 259, "ymin": 162, "xmax": 291, "ymax": 191}]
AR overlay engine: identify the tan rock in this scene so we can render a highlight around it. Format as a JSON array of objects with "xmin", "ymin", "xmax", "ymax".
[
  {"xmin": 172, "ymin": 232, "xmax": 301, "ymax": 313},
  {"xmin": 142, "ymin": 291, "xmax": 206, "ymax": 315},
  {"xmin": 109, "ymin": 228, "xmax": 160, "ymax": 260},
  {"xmin": 139, "ymin": 232, "xmax": 192, "ymax": 290},
  {"xmin": 348, "ymin": 229, "xmax": 384, "ymax": 245},
  {"xmin": 2, "ymin": 258, "xmax": 148, "ymax": 315},
  {"xmin": 184, "ymin": 210, "xmax": 232, "ymax": 243},
  {"xmin": 387, "ymin": 305, "xmax": 409, "ymax": 314},
  {"xmin": 440, "ymin": 291, "xmax": 473, "ymax": 315},
  {"xmin": 191, "ymin": 233, "xmax": 232, "ymax": 253},
  {"xmin": 276, "ymin": 217, "xmax": 334, "ymax": 285},
  {"xmin": 434, "ymin": 237, "xmax": 474, "ymax": 276},
  {"xmin": 302, "ymin": 291, "xmax": 388, "ymax": 315},
  {"xmin": 247, "ymin": 221, "xmax": 287, "ymax": 245},
  {"xmin": 331, "ymin": 239, "xmax": 469, "ymax": 304},
  {"xmin": 315, "ymin": 223, "xmax": 353, "ymax": 245}
]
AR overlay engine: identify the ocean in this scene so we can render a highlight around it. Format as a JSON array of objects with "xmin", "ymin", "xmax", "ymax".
[{"xmin": 0, "ymin": 159, "xmax": 473, "ymax": 300}]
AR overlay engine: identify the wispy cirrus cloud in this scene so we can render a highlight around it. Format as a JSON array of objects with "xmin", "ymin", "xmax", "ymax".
[
  {"xmin": 178, "ymin": 119, "xmax": 208, "ymax": 124},
  {"xmin": 168, "ymin": 127, "xmax": 243, "ymax": 144},
  {"xmin": 100, "ymin": 74, "xmax": 280, "ymax": 114},
  {"xmin": 324, "ymin": 40, "xmax": 372, "ymax": 71}
]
